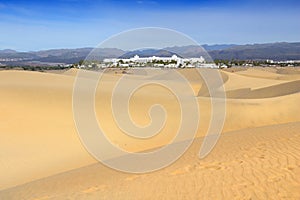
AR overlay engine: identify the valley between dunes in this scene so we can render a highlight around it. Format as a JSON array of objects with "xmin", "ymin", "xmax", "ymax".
[{"xmin": 0, "ymin": 67, "xmax": 300, "ymax": 199}]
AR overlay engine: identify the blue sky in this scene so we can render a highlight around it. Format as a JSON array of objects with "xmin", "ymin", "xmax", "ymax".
[{"xmin": 0, "ymin": 0, "xmax": 299, "ymax": 51}]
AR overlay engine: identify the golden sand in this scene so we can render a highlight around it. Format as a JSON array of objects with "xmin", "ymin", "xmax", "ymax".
[{"xmin": 0, "ymin": 67, "xmax": 299, "ymax": 199}]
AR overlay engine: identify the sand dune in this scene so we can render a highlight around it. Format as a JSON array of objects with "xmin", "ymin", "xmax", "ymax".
[
  {"xmin": 0, "ymin": 71, "xmax": 96, "ymax": 189},
  {"xmin": 1, "ymin": 122, "xmax": 299, "ymax": 200},
  {"xmin": 235, "ymin": 68, "xmax": 300, "ymax": 81},
  {"xmin": 226, "ymin": 80, "xmax": 300, "ymax": 99},
  {"xmin": 0, "ymin": 67, "xmax": 299, "ymax": 199},
  {"xmin": 222, "ymin": 70, "xmax": 288, "ymax": 90}
]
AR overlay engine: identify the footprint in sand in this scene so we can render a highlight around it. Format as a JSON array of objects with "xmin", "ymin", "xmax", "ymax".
[{"xmin": 287, "ymin": 166, "xmax": 295, "ymax": 171}]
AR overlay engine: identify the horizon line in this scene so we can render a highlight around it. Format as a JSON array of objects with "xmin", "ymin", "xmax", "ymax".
[{"xmin": 1, "ymin": 41, "xmax": 300, "ymax": 52}]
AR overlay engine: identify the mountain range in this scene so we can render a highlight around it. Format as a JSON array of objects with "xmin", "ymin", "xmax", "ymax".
[{"xmin": 0, "ymin": 42, "xmax": 299, "ymax": 66}]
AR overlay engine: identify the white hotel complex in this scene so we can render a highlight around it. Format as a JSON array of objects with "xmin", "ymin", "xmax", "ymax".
[{"xmin": 101, "ymin": 55, "xmax": 219, "ymax": 68}]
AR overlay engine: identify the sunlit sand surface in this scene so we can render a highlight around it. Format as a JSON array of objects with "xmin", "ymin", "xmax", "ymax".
[{"xmin": 0, "ymin": 67, "xmax": 299, "ymax": 199}]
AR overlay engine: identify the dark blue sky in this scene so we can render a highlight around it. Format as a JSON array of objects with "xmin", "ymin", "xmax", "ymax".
[{"xmin": 0, "ymin": 0, "xmax": 299, "ymax": 51}]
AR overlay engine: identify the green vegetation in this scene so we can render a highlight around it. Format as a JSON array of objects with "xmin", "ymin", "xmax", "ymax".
[
  {"xmin": 214, "ymin": 59, "xmax": 300, "ymax": 67},
  {"xmin": 0, "ymin": 65, "xmax": 74, "ymax": 71}
]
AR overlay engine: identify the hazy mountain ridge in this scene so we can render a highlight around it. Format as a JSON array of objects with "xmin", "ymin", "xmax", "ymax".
[
  {"xmin": 210, "ymin": 42, "xmax": 300, "ymax": 60},
  {"xmin": 202, "ymin": 44, "xmax": 237, "ymax": 51},
  {"xmin": 119, "ymin": 49, "xmax": 182, "ymax": 59},
  {"xmin": 1, "ymin": 42, "xmax": 300, "ymax": 66},
  {"xmin": 0, "ymin": 48, "xmax": 125, "ymax": 66},
  {"xmin": 0, "ymin": 49, "xmax": 18, "ymax": 54}
]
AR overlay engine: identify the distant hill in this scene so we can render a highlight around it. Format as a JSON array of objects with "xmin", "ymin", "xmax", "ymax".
[
  {"xmin": 164, "ymin": 45, "xmax": 206, "ymax": 58},
  {"xmin": 37, "ymin": 48, "xmax": 125, "ymax": 63},
  {"xmin": 0, "ymin": 49, "xmax": 18, "ymax": 54},
  {"xmin": 165, "ymin": 43, "xmax": 300, "ymax": 61},
  {"xmin": 1, "ymin": 42, "xmax": 300, "ymax": 66},
  {"xmin": 119, "ymin": 49, "xmax": 181, "ymax": 58},
  {"xmin": 209, "ymin": 42, "xmax": 300, "ymax": 61},
  {"xmin": 34, "ymin": 48, "xmax": 93, "ymax": 64},
  {"xmin": 202, "ymin": 44, "xmax": 237, "ymax": 51},
  {"xmin": 0, "ymin": 51, "xmax": 37, "ymax": 59},
  {"xmin": 0, "ymin": 48, "xmax": 125, "ymax": 66}
]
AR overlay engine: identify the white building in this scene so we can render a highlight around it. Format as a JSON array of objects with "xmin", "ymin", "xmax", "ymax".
[{"xmin": 103, "ymin": 54, "xmax": 211, "ymax": 68}]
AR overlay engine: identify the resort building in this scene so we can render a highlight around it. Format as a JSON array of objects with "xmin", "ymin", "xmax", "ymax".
[{"xmin": 102, "ymin": 54, "xmax": 216, "ymax": 68}]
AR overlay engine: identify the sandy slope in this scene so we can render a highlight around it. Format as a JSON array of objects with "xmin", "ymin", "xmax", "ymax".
[
  {"xmin": 0, "ymin": 71, "xmax": 96, "ymax": 189},
  {"xmin": 1, "ymin": 122, "xmax": 299, "ymax": 200},
  {"xmin": 0, "ymin": 67, "xmax": 300, "ymax": 199},
  {"xmin": 235, "ymin": 67, "xmax": 300, "ymax": 80}
]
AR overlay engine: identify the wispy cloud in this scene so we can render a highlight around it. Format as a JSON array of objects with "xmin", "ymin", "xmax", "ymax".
[{"xmin": 0, "ymin": 0, "xmax": 299, "ymax": 51}]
